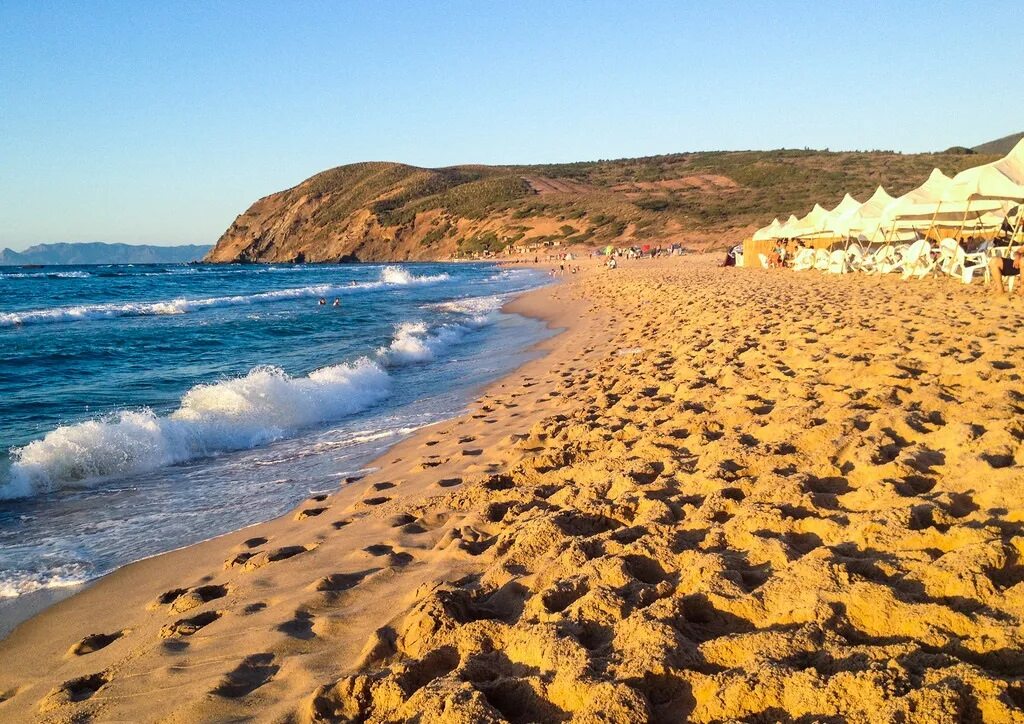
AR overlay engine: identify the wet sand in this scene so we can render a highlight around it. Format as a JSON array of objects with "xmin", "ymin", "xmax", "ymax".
[{"xmin": 1, "ymin": 254, "xmax": 1023, "ymax": 722}]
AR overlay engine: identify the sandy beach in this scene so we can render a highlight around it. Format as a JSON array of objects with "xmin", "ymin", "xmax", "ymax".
[{"xmin": 2, "ymin": 254, "xmax": 1023, "ymax": 722}]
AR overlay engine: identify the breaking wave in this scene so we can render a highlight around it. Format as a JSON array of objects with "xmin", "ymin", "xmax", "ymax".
[
  {"xmin": 2, "ymin": 360, "xmax": 391, "ymax": 499},
  {"xmin": 379, "ymin": 266, "xmax": 449, "ymax": 285},
  {"xmin": 0, "ymin": 270, "xmax": 92, "ymax": 279},
  {"xmin": 0, "ymin": 266, "xmax": 449, "ymax": 327}
]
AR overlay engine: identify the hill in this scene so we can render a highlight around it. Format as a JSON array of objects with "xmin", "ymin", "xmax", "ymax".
[
  {"xmin": 971, "ymin": 132, "xmax": 1024, "ymax": 155},
  {"xmin": 0, "ymin": 242, "xmax": 211, "ymax": 266},
  {"xmin": 205, "ymin": 150, "xmax": 1001, "ymax": 262}
]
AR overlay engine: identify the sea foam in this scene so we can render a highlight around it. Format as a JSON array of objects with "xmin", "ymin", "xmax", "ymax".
[
  {"xmin": 3, "ymin": 359, "xmax": 391, "ymax": 498},
  {"xmin": 0, "ymin": 266, "xmax": 449, "ymax": 327}
]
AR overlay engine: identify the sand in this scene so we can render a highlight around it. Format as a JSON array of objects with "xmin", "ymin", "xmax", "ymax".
[{"xmin": 1, "ymin": 254, "xmax": 1023, "ymax": 723}]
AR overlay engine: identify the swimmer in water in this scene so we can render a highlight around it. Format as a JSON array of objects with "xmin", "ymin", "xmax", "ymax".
[
  {"xmin": 318, "ymin": 297, "xmax": 326, "ymax": 305},
  {"xmin": 332, "ymin": 298, "xmax": 340, "ymax": 307}
]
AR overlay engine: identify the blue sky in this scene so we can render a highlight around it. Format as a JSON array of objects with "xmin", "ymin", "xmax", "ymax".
[{"xmin": 1, "ymin": 1, "xmax": 1021, "ymax": 249}]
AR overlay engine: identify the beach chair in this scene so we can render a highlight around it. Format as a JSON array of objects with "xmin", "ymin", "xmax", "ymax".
[
  {"xmin": 826, "ymin": 249, "xmax": 848, "ymax": 274},
  {"xmin": 791, "ymin": 248, "xmax": 815, "ymax": 272},
  {"xmin": 950, "ymin": 246, "xmax": 990, "ymax": 284},
  {"xmin": 813, "ymin": 249, "xmax": 830, "ymax": 271},
  {"xmin": 844, "ymin": 244, "xmax": 866, "ymax": 272},
  {"xmin": 900, "ymin": 240, "xmax": 936, "ymax": 280},
  {"xmin": 936, "ymin": 238, "xmax": 960, "ymax": 276},
  {"xmin": 864, "ymin": 245, "xmax": 899, "ymax": 274}
]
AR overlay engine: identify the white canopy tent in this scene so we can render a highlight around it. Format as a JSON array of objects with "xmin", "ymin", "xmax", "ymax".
[
  {"xmin": 789, "ymin": 204, "xmax": 834, "ymax": 239},
  {"xmin": 940, "ymin": 138, "xmax": 1024, "ymax": 242},
  {"xmin": 752, "ymin": 218, "xmax": 782, "ymax": 242},
  {"xmin": 829, "ymin": 194, "xmax": 861, "ymax": 219},
  {"xmin": 838, "ymin": 186, "xmax": 895, "ymax": 241},
  {"xmin": 773, "ymin": 214, "xmax": 802, "ymax": 239},
  {"xmin": 943, "ymin": 138, "xmax": 1024, "ymax": 204}
]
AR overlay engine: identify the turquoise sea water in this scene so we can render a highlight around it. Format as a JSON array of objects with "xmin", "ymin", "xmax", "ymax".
[{"xmin": 0, "ymin": 261, "xmax": 550, "ymax": 607}]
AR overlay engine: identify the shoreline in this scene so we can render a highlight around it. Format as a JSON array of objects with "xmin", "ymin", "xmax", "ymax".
[
  {"xmin": 0, "ymin": 270, "xmax": 566, "ymax": 643},
  {"xmin": 3, "ymin": 255, "xmax": 1021, "ymax": 722},
  {"xmin": 0, "ymin": 266, "xmax": 592, "ymax": 720}
]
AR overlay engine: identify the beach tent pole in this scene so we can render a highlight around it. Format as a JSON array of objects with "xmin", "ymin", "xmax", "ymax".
[
  {"xmin": 954, "ymin": 199, "xmax": 972, "ymax": 241},
  {"xmin": 924, "ymin": 201, "xmax": 943, "ymax": 242}
]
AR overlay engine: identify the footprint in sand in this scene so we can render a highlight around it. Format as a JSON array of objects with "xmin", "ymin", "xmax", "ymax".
[
  {"xmin": 313, "ymin": 570, "xmax": 374, "ymax": 593},
  {"xmin": 237, "ymin": 544, "xmax": 316, "ymax": 571},
  {"xmin": 277, "ymin": 610, "xmax": 316, "ymax": 640},
  {"xmin": 332, "ymin": 519, "xmax": 352, "ymax": 529},
  {"xmin": 363, "ymin": 544, "xmax": 415, "ymax": 566},
  {"xmin": 212, "ymin": 653, "xmax": 279, "ymax": 698},
  {"xmin": 295, "ymin": 506, "xmax": 328, "ymax": 520},
  {"xmin": 159, "ymin": 610, "xmax": 223, "ymax": 638},
  {"xmin": 153, "ymin": 584, "xmax": 228, "ymax": 614},
  {"xmin": 372, "ymin": 481, "xmax": 396, "ymax": 491},
  {"xmin": 359, "ymin": 496, "xmax": 392, "ymax": 507},
  {"xmin": 68, "ymin": 630, "xmax": 124, "ymax": 656},
  {"xmin": 39, "ymin": 672, "xmax": 109, "ymax": 712},
  {"xmin": 436, "ymin": 477, "xmax": 462, "ymax": 488}
]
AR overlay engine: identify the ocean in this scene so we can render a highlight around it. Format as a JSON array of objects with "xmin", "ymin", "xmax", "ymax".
[{"xmin": 0, "ymin": 261, "xmax": 550, "ymax": 629}]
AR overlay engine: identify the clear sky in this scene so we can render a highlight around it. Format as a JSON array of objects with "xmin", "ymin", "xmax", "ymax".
[{"xmin": 1, "ymin": 1, "xmax": 1021, "ymax": 249}]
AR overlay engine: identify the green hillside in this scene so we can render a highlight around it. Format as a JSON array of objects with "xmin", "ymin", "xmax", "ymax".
[{"xmin": 207, "ymin": 147, "xmax": 1005, "ymax": 262}]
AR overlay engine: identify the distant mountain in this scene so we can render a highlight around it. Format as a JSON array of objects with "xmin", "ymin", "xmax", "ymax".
[
  {"xmin": 0, "ymin": 242, "xmax": 211, "ymax": 266},
  {"xmin": 971, "ymin": 132, "xmax": 1024, "ymax": 155}
]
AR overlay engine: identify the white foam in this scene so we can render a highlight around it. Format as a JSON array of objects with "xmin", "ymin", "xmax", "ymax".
[
  {"xmin": 380, "ymin": 266, "xmax": 449, "ymax": 285},
  {"xmin": 0, "ymin": 267, "xmax": 449, "ymax": 327},
  {"xmin": 376, "ymin": 316, "xmax": 490, "ymax": 367},
  {"xmin": 2, "ymin": 359, "xmax": 391, "ymax": 499},
  {"xmin": 0, "ymin": 270, "xmax": 91, "ymax": 279},
  {"xmin": 0, "ymin": 562, "xmax": 92, "ymax": 598},
  {"xmin": 430, "ymin": 294, "xmax": 505, "ymax": 316}
]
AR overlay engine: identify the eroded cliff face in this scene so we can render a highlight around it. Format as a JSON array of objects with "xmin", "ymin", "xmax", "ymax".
[
  {"xmin": 207, "ymin": 167, "xmax": 445, "ymax": 262},
  {"xmin": 207, "ymin": 202, "xmax": 452, "ymax": 263}
]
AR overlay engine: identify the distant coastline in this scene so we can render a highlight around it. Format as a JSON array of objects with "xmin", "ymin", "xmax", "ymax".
[{"xmin": 0, "ymin": 242, "xmax": 211, "ymax": 266}]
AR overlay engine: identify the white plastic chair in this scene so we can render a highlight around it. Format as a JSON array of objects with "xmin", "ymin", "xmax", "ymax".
[
  {"xmin": 867, "ymin": 245, "xmax": 901, "ymax": 274},
  {"xmin": 813, "ymin": 249, "xmax": 830, "ymax": 271},
  {"xmin": 826, "ymin": 249, "xmax": 848, "ymax": 274},
  {"xmin": 791, "ymin": 248, "xmax": 815, "ymax": 272},
  {"xmin": 951, "ymin": 246, "xmax": 989, "ymax": 284},
  {"xmin": 936, "ymin": 238, "xmax": 960, "ymax": 276},
  {"xmin": 900, "ymin": 240, "xmax": 937, "ymax": 280}
]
